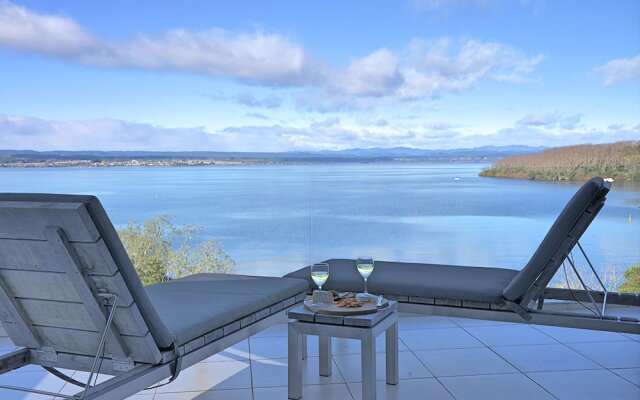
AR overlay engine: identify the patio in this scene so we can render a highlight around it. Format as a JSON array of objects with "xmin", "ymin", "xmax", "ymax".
[{"xmin": 2, "ymin": 310, "xmax": 639, "ymax": 400}]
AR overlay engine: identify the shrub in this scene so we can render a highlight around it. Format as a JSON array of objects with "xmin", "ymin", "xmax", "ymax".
[
  {"xmin": 117, "ymin": 215, "xmax": 234, "ymax": 286},
  {"xmin": 620, "ymin": 264, "xmax": 640, "ymax": 293}
]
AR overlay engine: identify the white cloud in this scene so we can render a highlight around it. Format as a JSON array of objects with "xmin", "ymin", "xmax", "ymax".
[
  {"xmin": 0, "ymin": 1, "xmax": 542, "ymax": 106},
  {"xmin": 517, "ymin": 113, "xmax": 582, "ymax": 130},
  {"xmin": 0, "ymin": 0, "xmax": 98, "ymax": 58},
  {"xmin": 467, "ymin": 125, "xmax": 639, "ymax": 148},
  {"xmin": 2, "ymin": 114, "xmax": 637, "ymax": 152},
  {"xmin": 0, "ymin": 1, "xmax": 320, "ymax": 86},
  {"xmin": 296, "ymin": 38, "xmax": 543, "ymax": 110},
  {"xmin": 310, "ymin": 117, "xmax": 340, "ymax": 128},
  {"xmin": 593, "ymin": 55, "xmax": 640, "ymax": 86},
  {"xmin": 398, "ymin": 38, "xmax": 544, "ymax": 99},
  {"xmin": 245, "ymin": 113, "xmax": 269, "ymax": 120},
  {"xmin": 332, "ymin": 49, "xmax": 404, "ymax": 97},
  {"xmin": 236, "ymin": 93, "xmax": 283, "ymax": 108},
  {"xmin": 0, "ymin": 115, "xmax": 219, "ymax": 151}
]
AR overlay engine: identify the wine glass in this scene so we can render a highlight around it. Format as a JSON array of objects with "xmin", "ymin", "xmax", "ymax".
[
  {"xmin": 356, "ymin": 257, "xmax": 374, "ymax": 295},
  {"xmin": 310, "ymin": 263, "xmax": 329, "ymax": 291}
]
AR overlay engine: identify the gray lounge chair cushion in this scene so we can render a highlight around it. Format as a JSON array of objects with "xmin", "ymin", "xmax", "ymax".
[
  {"xmin": 0, "ymin": 193, "xmax": 175, "ymax": 349},
  {"xmin": 502, "ymin": 177, "xmax": 608, "ymax": 302},
  {"xmin": 284, "ymin": 259, "xmax": 518, "ymax": 304},
  {"xmin": 146, "ymin": 274, "xmax": 308, "ymax": 346}
]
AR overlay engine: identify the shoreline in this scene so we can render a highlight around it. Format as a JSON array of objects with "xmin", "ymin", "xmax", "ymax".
[{"xmin": 0, "ymin": 158, "xmax": 492, "ymax": 168}]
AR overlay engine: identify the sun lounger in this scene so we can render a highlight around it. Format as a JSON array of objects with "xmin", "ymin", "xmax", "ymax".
[
  {"xmin": 0, "ymin": 193, "xmax": 308, "ymax": 399},
  {"xmin": 286, "ymin": 177, "xmax": 640, "ymax": 334}
]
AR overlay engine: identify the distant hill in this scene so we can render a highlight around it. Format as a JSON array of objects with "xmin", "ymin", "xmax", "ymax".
[
  {"xmin": 0, "ymin": 145, "xmax": 546, "ymax": 166},
  {"xmin": 314, "ymin": 145, "xmax": 546, "ymax": 158},
  {"xmin": 480, "ymin": 141, "xmax": 640, "ymax": 181}
]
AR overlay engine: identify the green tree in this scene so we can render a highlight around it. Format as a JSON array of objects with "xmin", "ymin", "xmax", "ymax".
[
  {"xmin": 620, "ymin": 264, "xmax": 640, "ymax": 293},
  {"xmin": 117, "ymin": 215, "xmax": 234, "ymax": 286}
]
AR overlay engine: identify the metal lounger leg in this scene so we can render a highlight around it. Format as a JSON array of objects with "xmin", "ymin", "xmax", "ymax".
[
  {"xmin": 576, "ymin": 242, "xmax": 609, "ymax": 316},
  {"xmin": 79, "ymin": 293, "xmax": 119, "ymax": 400},
  {"xmin": 0, "ymin": 294, "xmax": 120, "ymax": 400},
  {"xmin": 567, "ymin": 254, "xmax": 603, "ymax": 318}
]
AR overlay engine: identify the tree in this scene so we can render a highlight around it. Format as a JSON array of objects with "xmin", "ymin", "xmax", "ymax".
[
  {"xmin": 620, "ymin": 264, "xmax": 640, "ymax": 293},
  {"xmin": 117, "ymin": 215, "xmax": 234, "ymax": 286}
]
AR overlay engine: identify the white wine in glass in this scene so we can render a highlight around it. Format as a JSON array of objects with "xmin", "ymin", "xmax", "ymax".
[
  {"xmin": 356, "ymin": 257, "xmax": 374, "ymax": 294},
  {"xmin": 310, "ymin": 263, "xmax": 329, "ymax": 291}
]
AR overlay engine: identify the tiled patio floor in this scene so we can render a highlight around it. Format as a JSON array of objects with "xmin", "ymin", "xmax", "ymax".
[{"xmin": 1, "ymin": 313, "xmax": 639, "ymax": 400}]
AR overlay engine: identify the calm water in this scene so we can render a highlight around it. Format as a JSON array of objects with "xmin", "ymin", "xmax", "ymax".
[{"xmin": 1, "ymin": 164, "xmax": 638, "ymax": 281}]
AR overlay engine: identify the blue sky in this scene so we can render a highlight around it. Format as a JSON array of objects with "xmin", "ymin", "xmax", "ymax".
[{"xmin": 0, "ymin": 0, "xmax": 638, "ymax": 151}]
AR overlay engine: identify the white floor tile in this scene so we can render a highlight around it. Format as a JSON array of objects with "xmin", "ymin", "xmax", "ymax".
[
  {"xmin": 56, "ymin": 371, "xmax": 111, "ymax": 397},
  {"xmin": 532, "ymin": 325, "xmax": 631, "ymax": 343},
  {"xmin": 125, "ymin": 395, "xmax": 154, "ymax": 400},
  {"xmin": 333, "ymin": 351, "xmax": 432, "ymax": 382},
  {"xmin": 611, "ymin": 368, "xmax": 640, "ymax": 387},
  {"xmin": 251, "ymin": 322, "xmax": 288, "ymax": 338},
  {"xmin": 439, "ymin": 373, "xmax": 555, "ymax": 400},
  {"xmin": 492, "ymin": 344, "xmax": 602, "ymax": 372},
  {"xmin": 250, "ymin": 336, "xmax": 319, "ymax": 360},
  {"xmin": 450, "ymin": 317, "xmax": 516, "ymax": 328},
  {"xmin": 154, "ymin": 388, "xmax": 252, "ymax": 400},
  {"xmin": 155, "ymin": 361, "xmax": 252, "ymax": 393},
  {"xmin": 347, "ymin": 378, "xmax": 454, "ymax": 400},
  {"xmin": 8, "ymin": 364, "xmax": 46, "ymax": 374},
  {"xmin": 330, "ymin": 335, "xmax": 409, "ymax": 355},
  {"xmin": 56, "ymin": 371, "xmax": 157, "ymax": 398},
  {"xmin": 251, "ymin": 357, "xmax": 345, "ymax": 387},
  {"xmin": 621, "ymin": 332, "xmax": 640, "ymax": 342},
  {"xmin": 399, "ymin": 328, "xmax": 483, "ymax": 350},
  {"xmin": 528, "ymin": 369, "xmax": 640, "ymax": 400},
  {"xmin": 568, "ymin": 341, "xmax": 640, "ymax": 368},
  {"xmin": 0, "ymin": 323, "xmax": 8, "ymax": 337},
  {"xmin": 398, "ymin": 316, "xmax": 458, "ymax": 330},
  {"xmin": 415, "ymin": 347, "xmax": 517, "ymax": 377},
  {"xmin": 202, "ymin": 339, "xmax": 250, "ymax": 362},
  {"xmin": 7, "ymin": 314, "xmax": 638, "ymax": 400},
  {"xmin": 465, "ymin": 324, "xmax": 557, "ymax": 347},
  {"xmin": 0, "ymin": 337, "xmax": 16, "ymax": 351},
  {"xmin": 253, "ymin": 383, "xmax": 353, "ymax": 400},
  {"xmin": 0, "ymin": 371, "xmax": 67, "ymax": 399}
]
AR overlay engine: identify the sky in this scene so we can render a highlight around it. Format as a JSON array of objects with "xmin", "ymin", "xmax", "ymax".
[{"xmin": 0, "ymin": 0, "xmax": 638, "ymax": 151}]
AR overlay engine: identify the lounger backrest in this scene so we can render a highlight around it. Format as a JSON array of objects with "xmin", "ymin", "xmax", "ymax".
[
  {"xmin": 502, "ymin": 177, "xmax": 610, "ymax": 304},
  {"xmin": 0, "ymin": 194, "xmax": 174, "ymax": 365}
]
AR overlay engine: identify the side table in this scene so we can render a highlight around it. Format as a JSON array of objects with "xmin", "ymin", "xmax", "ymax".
[{"xmin": 287, "ymin": 301, "xmax": 398, "ymax": 399}]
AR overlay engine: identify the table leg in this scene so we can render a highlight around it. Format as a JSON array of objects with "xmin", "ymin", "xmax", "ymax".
[
  {"xmin": 301, "ymin": 334, "xmax": 307, "ymax": 360},
  {"xmin": 319, "ymin": 336, "xmax": 332, "ymax": 377},
  {"xmin": 385, "ymin": 320, "xmax": 399, "ymax": 385},
  {"xmin": 288, "ymin": 325, "xmax": 303, "ymax": 399},
  {"xmin": 361, "ymin": 334, "xmax": 377, "ymax": 400}
]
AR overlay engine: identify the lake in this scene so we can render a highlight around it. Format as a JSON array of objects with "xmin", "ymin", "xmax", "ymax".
[{"xmin": 0, "ymin": 163, "xmax": 638, "ymax": 285}]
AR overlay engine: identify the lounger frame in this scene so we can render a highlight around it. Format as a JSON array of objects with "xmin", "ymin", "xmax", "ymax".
[
  {"xmin": 381, "ymin": 239, "xmax": 640, "ymax": 334},
  {"xmin": 395, "ymin": 297, "xmax": 639, "ymax": 334},
  {"xmin": 0, "ymin": 288, "xmax": 306, "ymax": 399},
  {"xmin": 378, "ymin": 178, "xmax": 640, "ymax": 334},
  {"xmin": 0, "ymin": 195, "xmax": 307, "ymax": 399}
]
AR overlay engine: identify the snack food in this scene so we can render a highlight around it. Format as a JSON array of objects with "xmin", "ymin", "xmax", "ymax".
[{"xmin": 336, "ymin": 297, "xmax": 364, "ymax": 308}]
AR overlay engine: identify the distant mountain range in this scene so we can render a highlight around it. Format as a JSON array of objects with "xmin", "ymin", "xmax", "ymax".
[
  {"xmin": 0, "ymin": 145, "xmax": 547, "ymax": 163},
  {"xmin": 312, "ymin": 145, "xmax": 547, "ymax": 158}
]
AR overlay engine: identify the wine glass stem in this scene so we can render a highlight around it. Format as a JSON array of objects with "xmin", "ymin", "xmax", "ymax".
[{"xmin": 364, "ymin": 278, "xmax": 368, "ymax": 294}]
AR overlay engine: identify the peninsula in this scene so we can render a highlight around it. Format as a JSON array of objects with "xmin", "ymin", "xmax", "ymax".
[{"xmin": 480, "ymin": 141, "xmax": 640, "ymax": 181}]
